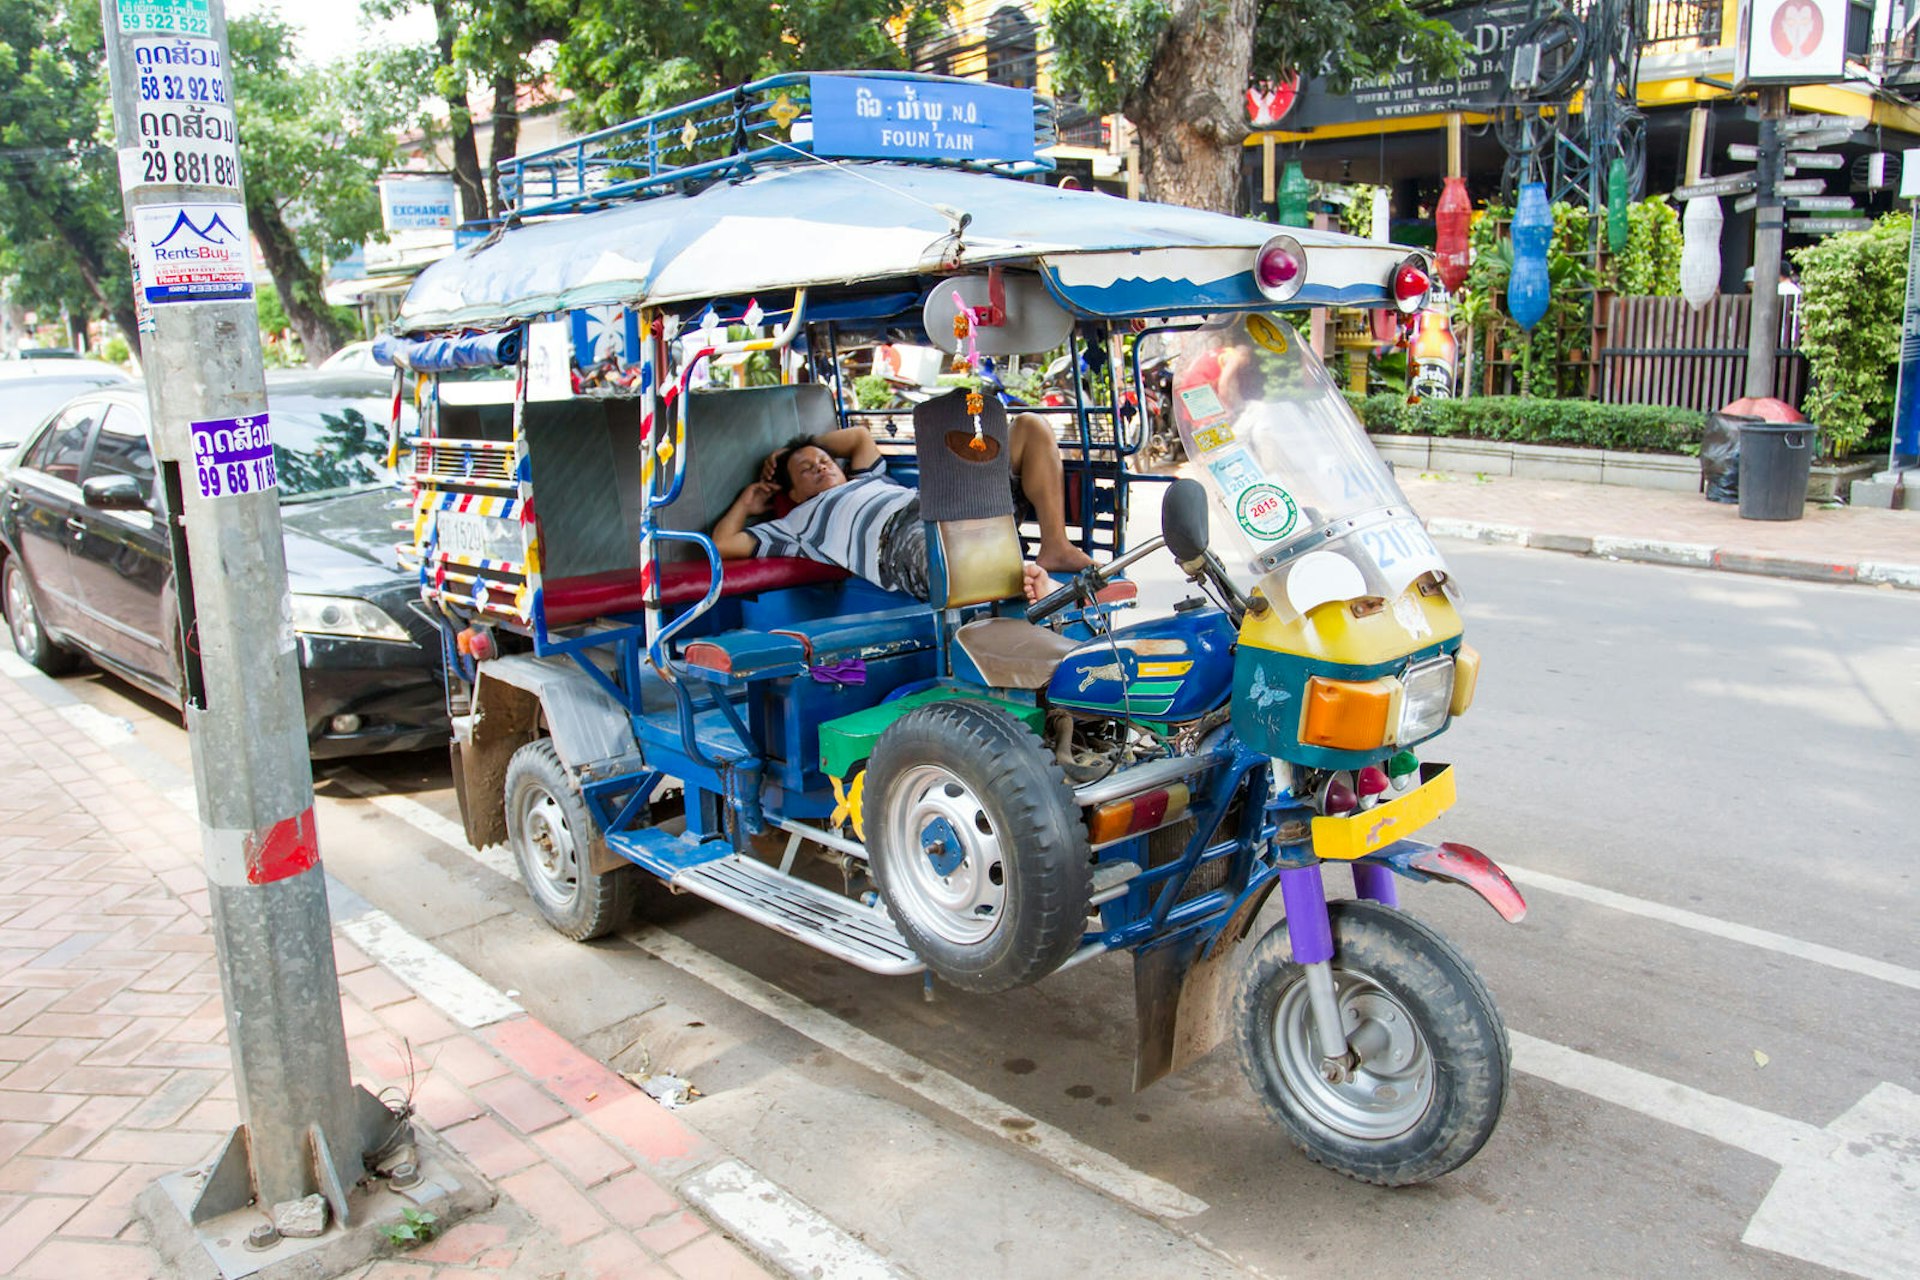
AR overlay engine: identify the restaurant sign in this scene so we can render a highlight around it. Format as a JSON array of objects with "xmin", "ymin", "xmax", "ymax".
[{"xmin": 1279, "ymin": 1, "xmax": 1531, "ymax": 130}]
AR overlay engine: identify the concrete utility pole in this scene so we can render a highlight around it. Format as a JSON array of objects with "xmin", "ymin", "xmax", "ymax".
[
  {"xmin": 99, "ymin": 0, "xmax": 389, "ymax": 1238},
  {"xmin": 1743, "ymin": 85, "xmax": 1790, "ymax": 400}
]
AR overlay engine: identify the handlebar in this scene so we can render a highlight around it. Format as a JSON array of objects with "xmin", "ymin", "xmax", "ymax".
[{"xmin": 1024, "ymin": 535, "xmax": 1165, "ymax": 625}]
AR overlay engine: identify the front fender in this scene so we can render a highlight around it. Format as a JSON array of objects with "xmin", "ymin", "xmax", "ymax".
[{"xmin": 1367, "ymin": 839, "xmax": 1527, "ymax": 923}]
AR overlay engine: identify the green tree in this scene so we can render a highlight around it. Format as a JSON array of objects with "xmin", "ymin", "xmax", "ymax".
[
  {"xmin": 228, "ymin": 14, "xmax": 400, "ymax": 361},
  {"xmin": 361, "ymin": 0, "xmax": 565, "ymax": 223},
  {"xmin": 1047, "ymin": 0, "xmax": 1461, "ymax": 212},
  {"xmin": 1793, "ymin": 212, "xmax": 1912, "ymax": 457},
  {"xmin": 553, "ymin": 0, "xmax": 932, "ymax": 131},
  {"xmin": 0, "ymin": 0, "xmax": 136, "ymax": 343}
]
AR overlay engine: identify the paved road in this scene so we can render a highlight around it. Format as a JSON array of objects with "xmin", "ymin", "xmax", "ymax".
[{"xmin": 49, "ymin": 538, "xmax": 1920, "ymax": 1280}]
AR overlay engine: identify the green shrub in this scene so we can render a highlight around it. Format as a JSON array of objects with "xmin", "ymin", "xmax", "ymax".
[
  {"xmin": 100, "ymin": 336, "xmax": 131, "ymax": 366},
  {"xmin": 1612, "ymin": 198, "xmax": 1682, "ymax": 297},
  {"xmin": 1349, "ymin": 393, "xmax": 1705, "ymax": 454},
  {"xmin": 853, "ymin": 374, "xmax": 894, "ymax": 409},
  {"xmin": 1792, "ymin": 212, "xmax": 1911, "ymax": 458}
]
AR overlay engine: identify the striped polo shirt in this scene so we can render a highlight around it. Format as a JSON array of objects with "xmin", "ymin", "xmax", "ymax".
[{"xmin": 745, "ymin": 459, "xmax": 918, "ymax": 589}]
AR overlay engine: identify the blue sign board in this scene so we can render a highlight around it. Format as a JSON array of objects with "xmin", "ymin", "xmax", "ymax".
[{"xmin": 809, "ymin": 75, "xmax": 1034, "ymax": 164}]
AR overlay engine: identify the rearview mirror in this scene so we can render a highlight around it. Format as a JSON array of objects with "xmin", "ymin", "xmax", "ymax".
[
  {"xmin": 80, "ymin": 474, "xmax": 148, "ymax": 512},
  {"xmin": 1161, "ymin": 478, "xmax": 1210, "ymax": 563}
]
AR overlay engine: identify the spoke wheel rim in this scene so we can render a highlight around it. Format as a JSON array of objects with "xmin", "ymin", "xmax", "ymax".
[
  {"xmin": 1272, "ymin": 966, "xmax": 1435, "ymax": 1140},
  {"xmin": 883, "ymin": 764, "xmax": 1006, "ymax": 945},
  {"xmin": 518, "ymin": 786, "xmax": 581, "ymax": 912},
  {"xmin": 6, "ymin": 566, "xmax": 40, "ymax": 659}
]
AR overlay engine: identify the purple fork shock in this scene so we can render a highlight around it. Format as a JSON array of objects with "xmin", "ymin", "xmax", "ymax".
[
  {"xmin": 1351, "ymin": 860, "xmax": 1400, "ymax": 908},
  {"xmin": 1279, "ymin": 865, "xmax": 1334, "ymax": 964}
]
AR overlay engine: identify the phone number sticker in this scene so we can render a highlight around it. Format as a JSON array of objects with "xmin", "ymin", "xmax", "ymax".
[
  {"xmin": 190, "ymin": 412, "xmax": 277, "ymax": 499},
  {"xmin": 117, "ymin": 0, "xmax": 210, "ymax": 35}
]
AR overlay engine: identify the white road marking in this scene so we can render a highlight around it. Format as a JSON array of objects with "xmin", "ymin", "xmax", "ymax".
[
  {"xmin": 331, "ymin": 769, "xmax": 519, "ymax": 880},
  {"xmin": 337, "ymin": 908, "xmax": 523, "ymax": 1029},
  {"xmin": 1513, "ymin": 1033, "xmax": 1918, "ymax": 1280},
  {"xmin": 629, "ymin": 925, "xmax": 1209, "ymax": 1220},
  {"xmin": 1502, "ymin": 862, "xmax": 1920, "ymax": 992},
  {"xmin": 682, "ymin": 1159, "xmax": 907, "ymax": 1280}
]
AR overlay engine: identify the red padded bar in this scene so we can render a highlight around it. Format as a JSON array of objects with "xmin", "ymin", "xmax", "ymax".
[{"xmin": 540, "ymin": 558, "xmax": 850, "ymax": 626}]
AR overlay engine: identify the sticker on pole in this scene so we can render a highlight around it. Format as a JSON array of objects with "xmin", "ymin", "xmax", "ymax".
[
  {"xmin": 120, "ymin": 36, "xmax": 238, "ymax": 190},
  {"xmin": 132, "ymin": 202, "xmax": 252, "ymax": 304},
  {"xmin": 116, "ymin": 0, "xmax": 210, "ymax": 35},
  {"xmin": 190, "ymin": 412, "xmax": 276, "ymax": 499}
]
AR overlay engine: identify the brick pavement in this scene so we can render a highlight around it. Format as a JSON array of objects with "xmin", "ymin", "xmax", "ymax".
[
  {"xmin": 0, "ymin": 669, "xmax": 777, "ymax": 1280},
  {"xmin": 1401, "ymin": 471, "xmax": 1920, "ymax": 584}
]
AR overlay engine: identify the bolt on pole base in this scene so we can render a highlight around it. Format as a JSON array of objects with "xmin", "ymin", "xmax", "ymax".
[{"xmin": 136, "ymin": 1125, "xmax": 496, "ymax": 1280}]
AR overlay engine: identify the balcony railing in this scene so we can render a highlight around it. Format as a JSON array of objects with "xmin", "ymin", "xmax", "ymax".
[{"xmin": 1640, "ymin": 0, "xmax": 1724, "ymax": 51}]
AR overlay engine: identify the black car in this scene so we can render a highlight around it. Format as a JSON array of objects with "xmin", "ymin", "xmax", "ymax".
[
  {"xmin": 1, "ymin": 371, "xmax": 448, "ymax": 757},
  {"xmin": 0, "ymin": 369, "xmax": 132, "ymax": 470}
]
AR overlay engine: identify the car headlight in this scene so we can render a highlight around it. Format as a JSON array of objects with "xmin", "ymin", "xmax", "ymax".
[
  {"xmin": 291, "ymin": 594, "xmax": 412, "ymax": 642},
  {"xmin": 1397, "ymin": 656, "xmax": 1455, "ymax": 745}
]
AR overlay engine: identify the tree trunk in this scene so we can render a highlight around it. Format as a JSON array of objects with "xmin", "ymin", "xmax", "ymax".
[
  {"xmin": 433, "ymin": 0, "xmax": 487, "ymax": 225},
  {"xmin": 487, "ymin": 75, "xmax": 521, "ymax": 220},
  {"xmin": 248, "ymin": 196, "xmax": 344, "ymax": 361},
  {"xmin": 1124, "ymin": 0, "xmax": 1256, "ymax": 212}
]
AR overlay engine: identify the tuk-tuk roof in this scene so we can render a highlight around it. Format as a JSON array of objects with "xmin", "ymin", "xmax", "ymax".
[{"xmin": 397, "ymin": 161, "xmax": 1410, "ymax": 333}]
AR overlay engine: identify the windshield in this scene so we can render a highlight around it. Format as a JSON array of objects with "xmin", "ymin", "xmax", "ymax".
[
  {"xmin": 268, "ymin": 390, "xmax": 415, "ymax": 502},
  {"xmin": 1165, "ymin": 314, "xmax": 1447, "ymax": 616}
]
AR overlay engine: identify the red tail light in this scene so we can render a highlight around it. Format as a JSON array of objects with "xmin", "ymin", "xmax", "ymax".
[
  {"xmin": 1393, "ymin": 255, "xmax": 1432, "ymax": 313},
  {"xmin": 1254, "ymin": 235, "xmax": 1307, "ymax": 303}
]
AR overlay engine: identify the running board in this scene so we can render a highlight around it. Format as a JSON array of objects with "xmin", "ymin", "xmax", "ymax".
[{"xmin": 669, "ymin": 855, "xmax": 924, "ymax": 976}]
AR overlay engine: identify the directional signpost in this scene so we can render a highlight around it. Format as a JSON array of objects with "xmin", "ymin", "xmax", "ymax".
[
  {"xmin": 1786, "ymin": 152, "xmax": 1847, "ymax": 170},
  {"xmin": 1674, "ymin": 173, "xmax": 1757, "ymax": 201},
  {"xmin": 1788, "ymin": 195, "xmax": 1859, "ymax": 211},
  {"xmin": 1789, "ymin": 217, "xmax": 1874, "ymax": 233}
]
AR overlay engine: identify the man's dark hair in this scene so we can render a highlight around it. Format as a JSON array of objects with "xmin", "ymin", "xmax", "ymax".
[{"xmin": 769, "ymin": 433, "xmax": 818, "ymax": 498}]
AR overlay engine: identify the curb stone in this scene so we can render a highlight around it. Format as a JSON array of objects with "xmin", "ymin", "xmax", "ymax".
[{"xmin": 1420, "ymin": 519, "xmax": 1920, "ymax": 591}]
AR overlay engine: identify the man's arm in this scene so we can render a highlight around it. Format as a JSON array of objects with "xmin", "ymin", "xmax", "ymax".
[{"xmin": 712, "ymin": 481, "xmax": 778, "ymax": 559}]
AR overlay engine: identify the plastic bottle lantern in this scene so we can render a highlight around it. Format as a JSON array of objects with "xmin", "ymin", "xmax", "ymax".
[
  {"xmin": 1277, "ymin": 161, "xmax": 1310, "ymax": 227},
  {"xmin": 1371, "ymin": 186, "xmax": 1391, "ymax": 243},
  {"xmin": 1679, "ymin": 196, "xmax": 1722, "ymax": 311},
  {"xmin": 1434, "ymin": 176, "xmax": 1471, "ymax": 293},
  {"xmin": 1506, "ymin": 182, "xmax": 1552, "ymax": 332},
  {"xmin": 1606, "ymin": 158, "xmax": 1630, "ymax": 253}
]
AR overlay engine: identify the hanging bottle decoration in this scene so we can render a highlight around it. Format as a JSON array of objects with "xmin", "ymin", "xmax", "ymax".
[
  {"xmin": 1434, "ymin": 176, "xmax": 1471, "ymax": 293},
  {"xmin": 1277, "ymin": 161, "xmax": 1310, "ymax": 227},
  {"xmin": 1506, "ymin": 181, "xmax": 1552, "ymax": 333},
  {"xmin": 1606, "ymin": 159, "xmax": 1631, "ymax": 254},
  {"xmin": 1371, "ymin": 186, "xmax": 1391, "ymax": 243},
  {"xmin": 1679, "ymin": 196, "xmax": 1723, "ymax": 312},
  {"xmin": 1370, "ymin": 187, "xmax": 1399, "ymax": 343}
]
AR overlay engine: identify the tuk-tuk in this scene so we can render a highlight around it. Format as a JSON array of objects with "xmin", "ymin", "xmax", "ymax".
[{"xmin": 383, "ymin": 72, "xmax": 1525, "ymax": 1186}]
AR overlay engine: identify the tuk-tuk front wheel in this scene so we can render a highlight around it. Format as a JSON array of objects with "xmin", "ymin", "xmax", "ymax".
[
  {"xmin": 1232, "ymin": 900, "xmax": 1509, "ymax": 1186},
  {"xmin": 505, "ymin": 739, "xmax": 640, "ymax": 942},
  {"xmin": 866, "ymin": 701, "xmax": 1090, "ymax": 994}
]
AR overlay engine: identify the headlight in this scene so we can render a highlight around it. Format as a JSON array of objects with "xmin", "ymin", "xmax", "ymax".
[
  {"xmin": 1397, "ymin": 656, "xmax": 1455, "ymax": 745},
  {"xmin": 291, "ymin": 594, "xmax": 412, "ymax": 642}
]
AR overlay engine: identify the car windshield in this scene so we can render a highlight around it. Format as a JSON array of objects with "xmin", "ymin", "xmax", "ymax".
[{"xmin": 268, "ymin": 389, "xmax": 413, "ymax": 503}]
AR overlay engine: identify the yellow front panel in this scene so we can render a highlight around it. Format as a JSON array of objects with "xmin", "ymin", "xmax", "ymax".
[
  {"xmin": 1241, "ymin": 584, "xmax": 1463, "ymax": 666},
  {"xmin": 1310, "ymin": 764, "xmax": 1456, "ymax": 860}
]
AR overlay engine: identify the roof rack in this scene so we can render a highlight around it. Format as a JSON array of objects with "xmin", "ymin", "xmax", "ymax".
[{"xmin": 495, "ymin": 71, "xmax": 1057, "ymax": 220}]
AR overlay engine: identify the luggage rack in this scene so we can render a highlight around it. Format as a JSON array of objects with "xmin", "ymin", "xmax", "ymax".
[{"xmin": 496, "ymin": 71, "xmax": 1058, "ymax": 221}]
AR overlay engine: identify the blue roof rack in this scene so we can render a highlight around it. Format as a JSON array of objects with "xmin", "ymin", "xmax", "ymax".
[{"xmin": 496, "ymin": 71, "xmax": 1057, "ymax": 220}]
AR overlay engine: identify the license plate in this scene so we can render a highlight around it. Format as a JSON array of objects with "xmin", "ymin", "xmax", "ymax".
[{"xmin": 434, "ymin": 509, "xmax": 521, "ymax": 563}]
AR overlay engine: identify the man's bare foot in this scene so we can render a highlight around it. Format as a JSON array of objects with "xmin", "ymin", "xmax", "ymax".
[{"xmin": 1036, "ymin": 542, "xmax": 1094, "ymax": 574}]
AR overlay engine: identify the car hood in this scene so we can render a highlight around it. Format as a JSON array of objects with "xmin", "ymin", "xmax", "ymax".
[{"xmin": 279, "ymin": 488, "xmax": 411, "ymax": 595}]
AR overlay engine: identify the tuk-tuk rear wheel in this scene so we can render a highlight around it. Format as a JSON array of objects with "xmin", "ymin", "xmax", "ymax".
[
  {"xmin": 505, "ymin": 739, "xmax": 641, "ymax": 942},
  {"xmin": 1233, "ymin": 900, "xmax": 1509, "ymax": 1186},
  {"xmin": 866, "ymin": 700, "xmax": 1090, "ymax": 994}
]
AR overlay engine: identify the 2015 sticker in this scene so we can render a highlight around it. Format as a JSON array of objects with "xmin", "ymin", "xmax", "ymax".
[{"xmin": 1235, "ymin": 483, "xmax": 1299, "ymax": 542}]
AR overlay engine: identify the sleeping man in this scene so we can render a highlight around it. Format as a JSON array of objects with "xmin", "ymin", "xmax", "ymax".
[{"xmin": 710, "ymin": 413, "xmax": 1092, "ymax": 603}]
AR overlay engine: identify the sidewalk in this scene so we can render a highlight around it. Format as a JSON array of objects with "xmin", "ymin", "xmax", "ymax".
[
  {"xmin": 1400, "ymin": 471, "xmax": 1920, "ymax": 588},
  {"xmin": 0, "ymin": 659, "xmax": 850, "ymax": 1280}
]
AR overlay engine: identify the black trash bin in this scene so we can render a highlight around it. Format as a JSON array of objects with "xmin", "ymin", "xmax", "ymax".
[
  {"xmin": 1737, "ymin": 422, "xmax": 1815, "ymax": 521},
  {"xmin": 1701, "ymin": 412, "xmax": 1758, "ymax": 503}
]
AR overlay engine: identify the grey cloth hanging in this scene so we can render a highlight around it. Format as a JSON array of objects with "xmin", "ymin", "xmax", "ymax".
[{"xmin": 912, "ymin": 387, "xmax": 1014, "ymax": 523}]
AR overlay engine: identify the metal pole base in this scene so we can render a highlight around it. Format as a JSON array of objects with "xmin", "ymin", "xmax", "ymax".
[
  {"xmin": 137, "ymin": 1123, "xmax": 495, "ymax": 1280},
  {"xmin": 189, "ymin": 1086, "xmax": 402, "ymax": 1227}
]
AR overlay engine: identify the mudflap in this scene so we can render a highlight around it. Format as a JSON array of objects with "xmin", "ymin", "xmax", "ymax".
[
  {"xmin": 1372, "ymin": 839, "xmax": 1528, "ymax": 923},
  {"xmin": 1131, "ymin": 883, "xmax": 1276, "ymax": 1092}
]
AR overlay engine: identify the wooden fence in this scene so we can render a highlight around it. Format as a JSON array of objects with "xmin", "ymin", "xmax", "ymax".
[{"xmin": 1597, "ymin": 294, "xmax": 1808, "ymax": 413}]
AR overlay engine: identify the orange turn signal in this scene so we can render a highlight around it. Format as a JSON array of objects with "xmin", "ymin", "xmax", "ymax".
[
  {"xmin": 1087, "ymin": 783, "xmax": 1191, "ymax": 846},
  {"xmin": 1300, "ymin": 676, "xmax": 1398, "ymax": 750},
  {"xmin": 1450, "ymin": 645, "xmax": 1480, "ymax": 717}
]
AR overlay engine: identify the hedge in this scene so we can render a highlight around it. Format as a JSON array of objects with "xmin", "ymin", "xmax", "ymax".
[{"xmin": 1347, "ymin": 394, "xmax": 1706, "ymax": 455}]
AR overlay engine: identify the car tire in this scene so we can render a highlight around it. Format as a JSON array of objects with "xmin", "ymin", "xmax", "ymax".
[
  {"xmin": 866, "ymin": 699, "xmax": 1091, "ymax": 993},
  {"xmin": 3, "ymin": 557, "xmax": 80, "ymax": 675},
  {"xmin": 505, "ymin": 738, "xmax": 641, "ymax": 941}
]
